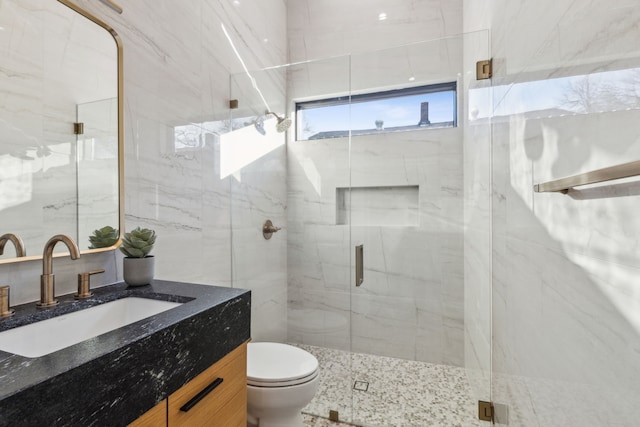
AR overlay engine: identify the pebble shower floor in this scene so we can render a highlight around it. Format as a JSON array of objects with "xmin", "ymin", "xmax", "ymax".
[{"xmin": 296, "ymin": 344, "xmax": 482, "ymax": 427}]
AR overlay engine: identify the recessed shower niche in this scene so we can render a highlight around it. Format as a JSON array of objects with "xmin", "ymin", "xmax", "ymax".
[{"xmin": 336, "ymin": 185, "xmax": 419, "ymax": 226}]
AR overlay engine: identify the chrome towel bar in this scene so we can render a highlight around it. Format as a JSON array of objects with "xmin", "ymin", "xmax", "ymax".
[{"xmin": 533, "ymin": 160, "xmax": 640, "ymax": 193}]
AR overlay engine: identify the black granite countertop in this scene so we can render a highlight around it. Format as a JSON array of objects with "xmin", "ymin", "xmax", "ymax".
[{"xmin": 0, "ymin": 280, "xmax": 251, "ymax": 427}]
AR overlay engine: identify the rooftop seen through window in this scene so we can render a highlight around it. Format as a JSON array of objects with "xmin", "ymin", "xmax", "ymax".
[{"xmin": 296, "ymin": 82, "xmax": 457, "ymax": 141}]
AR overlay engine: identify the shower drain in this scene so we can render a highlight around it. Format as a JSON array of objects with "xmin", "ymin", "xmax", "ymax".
[{"xmin": 353, "ymin": 380, "xmax": 369, "ymax": 392}]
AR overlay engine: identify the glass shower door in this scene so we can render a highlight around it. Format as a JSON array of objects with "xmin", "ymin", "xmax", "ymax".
[
  {"xmin": 229, "ymin": 54, "xmax": 356, "ymax": 422},
  {"xmin": 461, "ymin": 30, "xmax": 493, "ymax": 426},
  {"xmin": 228, "ymin": 63, "xmax": 289, "ymax": 344},
  {"xmin": 228, "ymin": 29, "xmax": 492, "ymax": 426},
  {"xmin": 284, "ymin": 55, "xmax": 356, "ymax": 422},
  {"xmin": 346, "ymin": 31, "xmax": 492, "ymax": 426}
]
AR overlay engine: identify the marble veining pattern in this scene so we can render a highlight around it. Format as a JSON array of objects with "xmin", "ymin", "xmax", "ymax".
[
  {"xmin": 287, "ymin": 125, "xmax": 465, "ymax": 366},
  {"xmin": 465, "ymin": 0, "xmax": 640, "ymax": 425},
  {"xmin": 287, "ymin": 0, "xmax": 462, "ymax": 63},
  {"xmin": 286, "ymin": 17, "xmax": 467, "ymax": 366},
  {"xmin": 297, "ymin": 344, "xmax": 481, "ymax": 427}
]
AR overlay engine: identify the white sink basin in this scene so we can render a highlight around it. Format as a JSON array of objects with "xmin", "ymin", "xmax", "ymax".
[{"xmin": 0, "ymin": 297, "xmax": 182, "ymax": 358}]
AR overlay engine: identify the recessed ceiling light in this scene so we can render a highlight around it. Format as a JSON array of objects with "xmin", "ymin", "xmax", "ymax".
[
  {"xmin": 263, "ymin": 38, "xmax": 269, "ymax": 43},
  {"xmin": 408, "ymin": 76, "xmax": 415, "ymax": 82},
  {"xmin": 233, "ymin": 0, "xmax": 240, "ymax": 6},
  {"xmin": 378, "ymin": 12, "xmax": 387, "ymax": 21}
]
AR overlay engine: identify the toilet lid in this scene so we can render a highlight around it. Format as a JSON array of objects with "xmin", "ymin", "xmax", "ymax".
[{"xmin": 247, "ymin": 342, "xmax": 319, "ymax": 384}]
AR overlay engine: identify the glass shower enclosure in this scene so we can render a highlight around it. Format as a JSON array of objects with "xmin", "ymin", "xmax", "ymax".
[{"xmin": 228, "ymin": 30, "xmax": 492, "ymax": 426}]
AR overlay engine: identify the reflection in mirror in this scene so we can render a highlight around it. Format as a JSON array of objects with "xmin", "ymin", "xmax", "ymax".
[
  {"xmin": 0, "ymin": 0, "xmax": 121, "ymax": 261},
  {"xmin": 0, "ymin": 233, "xmax": 26, "ymax": 257},
  {"xmin": 77, "ymin": 98, "xmax": 119, "ymax": 248}
]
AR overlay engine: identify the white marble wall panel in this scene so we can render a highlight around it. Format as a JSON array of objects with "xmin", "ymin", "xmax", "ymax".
[
  {"xmin": 287, "ymin": 0, "xmax": 462, "ymax": 63},
  {"xmin": 350, "ymin": 36, "xmax": 463, "ymax": 93},
  {"xmin": 287, "ymin": 287, "xmax": 351, "ymax": 351},
  {"xmin": 350, "ymin": 129, "xmax": 464, "ymax": 230},
  {"xmin": 286, "ymin": 56, "xmax": 352, "ymax": 111},
  {"xmin": 230, "ymin": 144, "xmax": 288, "ymax": 342},
  {"xmin": 287, "ymin": 224, "xmax": 351, "ymax": 294},
  {"xmin": 485, "ymin": 0, "xmax": 640, "ymax": 425},
  {"xmin": 288, "ymin": 122, "xmax": 465, "ymax": 365},
  {"xmin": 287, "ymin": 4, "xmax": 465, "ymax": 365},
  {"xmin": 287, "ymin": 138, "xmax": 351, "ymax": 224},
  {"xmin": 350, "ymin": 293, "xmax": 419, "ymax": 360},
  {"xmin": 495, "ymin": 1, "xmax": 640, "ymax": 79}
]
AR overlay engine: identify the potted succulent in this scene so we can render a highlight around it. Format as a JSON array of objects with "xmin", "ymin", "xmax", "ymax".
[
  {"xmin": 88, "ymin": 226, "xmax": 119, "ymax": 249},
  {"xmin": 120, "ymin": 227, "xmax": 156, "ymax": 286}
]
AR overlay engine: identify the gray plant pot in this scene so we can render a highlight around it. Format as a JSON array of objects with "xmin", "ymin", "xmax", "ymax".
[{"xmin": 123, "ymin": 256, "xmax": 155, "ymax": 287}]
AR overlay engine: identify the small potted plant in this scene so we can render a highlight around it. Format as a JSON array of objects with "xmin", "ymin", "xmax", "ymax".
[
  {"xmin": 88, "ymin": 226, "xmax": 119, "ymax": 249},
  {"xmin": 120, "ymin": 227, "xmax": 156, "ymax": 286}
]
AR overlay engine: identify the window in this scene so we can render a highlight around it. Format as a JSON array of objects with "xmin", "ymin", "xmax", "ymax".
[{"xmin": 295, "ymin": 82, "xmax": 457, "ymax": 141}]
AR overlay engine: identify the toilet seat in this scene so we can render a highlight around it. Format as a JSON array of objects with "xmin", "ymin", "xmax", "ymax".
[
  {"xmin": 248, "ymin": 368, "xmax": 319, "ymax": 387},
  {"xmin": 247, "ymin": 342, "xmax": 319, "ymax": 388}
]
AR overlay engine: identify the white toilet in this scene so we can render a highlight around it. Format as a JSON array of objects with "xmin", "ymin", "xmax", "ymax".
[{"xmin": 247, "ymin": 342, "xmax": 319, "ymax": 427}]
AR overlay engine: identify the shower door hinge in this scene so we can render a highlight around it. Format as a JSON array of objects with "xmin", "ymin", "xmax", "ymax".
[
  {"xmin": 476, "ymin": 59, "xmax": 492, "ymax": 80},
  {"xmin": 73, "ymin": 122, "xmax": 84, "ymax": 135},
  {"xmin": 478, "ymin": 400, "xmax": 494, "ymax": 422}
]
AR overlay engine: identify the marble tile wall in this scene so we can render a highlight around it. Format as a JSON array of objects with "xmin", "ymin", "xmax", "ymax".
[
  {"xmin": 227, "ymin": 63, "xmax": 288, "ymax": 343},
  {"xmin": 229, "ymin": 138, "xmax": 288, "ymax": 343},
  {"xmin": 287, "ymin": 127, "xmax": 465, "ymax": 365},
  {"xmin": 287, "ymin": 88, "xmax": 466, "ymax": 367},
  {"xmin": 287, "ymin": 0, "xmax": 462, "ymax": 63},
  {"xmin": 0, "ymin": 0, "xmax": 289, "ymax": 343},
  {"xmin": 286, "ymin": 0, "xmax": 466, "ymax": 366},
  {"xmin": 465, "ymin": 0, "xmax": 640, "ymax": 425}
]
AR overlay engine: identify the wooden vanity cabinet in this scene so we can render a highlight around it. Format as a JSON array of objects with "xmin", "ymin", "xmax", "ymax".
[
  {"xmin": 168, "ymin": 342, "xmax": 247, "ymax": 426},
  {"xmin": 129, "ymin": 343, "xmax": 247, "ymax": 427},
  {"xmin": 128, "ymin": 400, "xmax": 166, "ymax": 427}
]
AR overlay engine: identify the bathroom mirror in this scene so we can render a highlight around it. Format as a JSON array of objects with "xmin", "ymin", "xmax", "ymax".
[{"xmin": 0, "ymin": 0, "xmax": 123, "ymax": 263}]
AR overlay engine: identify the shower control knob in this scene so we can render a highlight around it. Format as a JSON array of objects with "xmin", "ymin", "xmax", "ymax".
[{"xmin": 263, "ymin": 220, "xmax": 282, "ymax": 240}]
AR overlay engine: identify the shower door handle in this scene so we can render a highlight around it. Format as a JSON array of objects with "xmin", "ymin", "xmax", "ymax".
[{"xmin": 355, "ymin": 244, "xmax": 364, "ymax": 287}]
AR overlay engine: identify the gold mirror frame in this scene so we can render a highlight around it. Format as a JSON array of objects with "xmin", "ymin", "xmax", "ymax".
[{"xmin": 0, "ymin": 0, "xmax": 124, "ymax": 264}]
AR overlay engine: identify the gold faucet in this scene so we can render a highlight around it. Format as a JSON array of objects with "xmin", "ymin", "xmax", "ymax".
[
  {"xmin": 0, "ymin": 233, "xmax": 26, "ymax": 257},
  {"xmin": 37, "ymin": 234, "xmax": 80, "ymax": 308},
  {"xmin": 0, "ymin": 286, "xmax": 15, "ymax": 317}
]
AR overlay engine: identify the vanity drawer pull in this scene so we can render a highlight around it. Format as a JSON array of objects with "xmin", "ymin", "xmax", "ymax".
[{"xmin": 179, "ymin": 377, "xmax": 224, "ymax": 412}]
